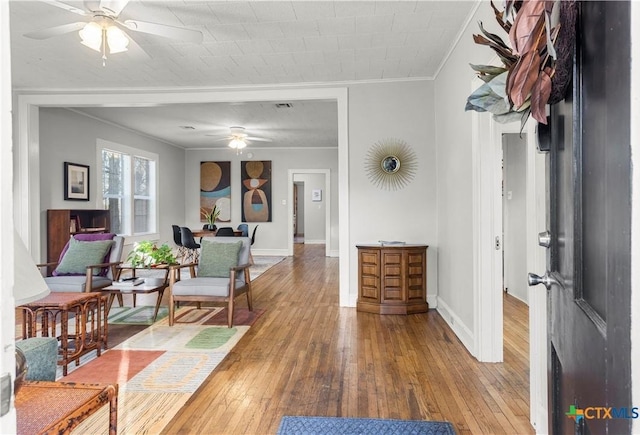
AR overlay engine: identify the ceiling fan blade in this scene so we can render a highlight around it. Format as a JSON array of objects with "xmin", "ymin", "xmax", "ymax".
[
  {"xmin": 99, "ymin": 0, "xmax": 129, "ymax": 16},
  {"xmin": 122, "ymin": 20, "xmax": 203, "ymax": 43},
  {"xmin": 84, "ymin": 0, "xmax": 101, "ymax": 12},
  {"xmin": 40, "ymin": 0, "xmax": 89, "ymax": 16},
  {"xmin": 123, "ymin": 33, "xmax": 151, "ymax": 61},
  {"xmin": 24, "ymin": 21, "xmax": 86, "ymax": 40},
  {"xmin": 208, "ymin": 137, "xmax": 233, "ymax": 142},
  {"xmin": 245, "ymin": 136, "xmax": 272, "ymax": 142}
]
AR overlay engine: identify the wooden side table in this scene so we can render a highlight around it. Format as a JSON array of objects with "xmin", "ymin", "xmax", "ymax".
[
  {"xmin": 18, "ymin": 292, "xmax": 107, "ymax": 376},
  {"xmin": 15, "ymin": 381, "xmax": 118, "ymax": 435},
  {"xmin": 356, "ymin": 244, "xmax": 429, "ymax": 314}
]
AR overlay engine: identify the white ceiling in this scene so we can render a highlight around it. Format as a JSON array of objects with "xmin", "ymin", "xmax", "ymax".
[{"xmin": 9, "ymin": 0, "xmax": 477, "ymax": 149}]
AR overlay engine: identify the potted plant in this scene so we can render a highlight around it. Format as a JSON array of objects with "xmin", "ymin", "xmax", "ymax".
[
  {"xmin": 127, "ymin": 241, "xmax": 178, "ymax": 268},
  {"xmin": 201, "ymin": 204, "xmax": 220, "ymax": 231}
]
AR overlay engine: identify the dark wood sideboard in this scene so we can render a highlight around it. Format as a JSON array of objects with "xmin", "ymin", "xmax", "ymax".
[
  {"xmin": 47, "ymin": 209, "xmax": 110, "ymax": 270},
  {"xmin": 356, "ymin": 244, "xmax": 429, "ymax": 315}
]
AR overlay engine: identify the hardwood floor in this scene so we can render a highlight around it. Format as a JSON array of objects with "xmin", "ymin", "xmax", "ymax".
[{"xmin": 162, "ymin": 244, "xmax": 534, "ymax": 435}]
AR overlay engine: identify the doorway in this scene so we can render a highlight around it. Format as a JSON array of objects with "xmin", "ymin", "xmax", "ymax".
[
  {"xmin": 472, "ymin": 107, "xmax": 548, "ymax": 430},
  {"xmin": 287, "ymin": 169, "xmax": 330, "ymax": 257},
  {"xmin": 293, "ymin": 181, "xmax": 304, "ymax": 243},
  {"xmin": 502, "ymin": 133, "xmax": 528, "ymax": 304}
]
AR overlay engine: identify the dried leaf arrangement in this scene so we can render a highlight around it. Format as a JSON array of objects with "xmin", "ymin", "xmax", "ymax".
[{"xmin": 465, "ymin": 0, "xmax": 576, "ymax": 131}]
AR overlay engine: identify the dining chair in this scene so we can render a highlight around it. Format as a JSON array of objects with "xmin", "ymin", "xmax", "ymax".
[
  {"xmin": 249, "ymin": 225, "xmax": 259, "ymax": 264},
  {"xmin": 180, "ymin": 227, "xmax": 201, "ymax": 263},
  {"xmin": 172, "ymin": 225, "xmax": 187, "ymax": 261},
  {"xmin": 237, "ymin": 223, "xmax": 249, "ymax": 237},
  {"xmin": 215, "ymin": 227, "xmax": 235, "ymax": 237}
]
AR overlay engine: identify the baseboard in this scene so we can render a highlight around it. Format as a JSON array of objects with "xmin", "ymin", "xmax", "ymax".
[
  {"xmin": 426, "ymin": 293, "xmax": 438, "ymax": 308},
  {"xmin": 251, "ymin": 249, "xmax": 289, "ymax": 257},
  {"xmin": 436, "ymin": 297, "xmax": 475, "ymax": 356},
  {"xmin": 303, "ymin": 239, "xmax": 325, "ymax": 245},
  {"xmin": 329, "ymin": 249, "xmax": 339, "ymax": 257}
]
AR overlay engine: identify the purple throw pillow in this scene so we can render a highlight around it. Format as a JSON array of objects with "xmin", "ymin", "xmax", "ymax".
[{"xmin": 53, "ymin": 233, "xmax": 116, "ymax": 276}]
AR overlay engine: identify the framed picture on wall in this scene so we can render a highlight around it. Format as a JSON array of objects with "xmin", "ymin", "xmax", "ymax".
[
  {"xmin": 64, "ymin": 162, "xmax": 90, "ymax": 201},
  {"xmin": 312, "ymin": 189, "xmax": 322, "ymax": 202}
]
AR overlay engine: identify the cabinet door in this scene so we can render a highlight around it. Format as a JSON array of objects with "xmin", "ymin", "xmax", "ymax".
[
  {"xmin": 405, "ymin": 249, "xmax": 426, "ymax": 304},
  {"xmin": 358, "ymin": 249, "xmax": 380, "ymax": 303},
  {"xmin": 380, "ymin": 250, "xmax": 406, "ymax": 304}
]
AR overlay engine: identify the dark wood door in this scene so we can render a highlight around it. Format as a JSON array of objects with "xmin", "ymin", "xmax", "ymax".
[{"xmin": 529, "ymin": 2, "xmax": 631, "ymax": 433}]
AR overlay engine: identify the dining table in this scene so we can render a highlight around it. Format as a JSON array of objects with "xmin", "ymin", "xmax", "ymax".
[{"xmin": 191, "ymin": 228, "xmax": 243, "ymax": 238}]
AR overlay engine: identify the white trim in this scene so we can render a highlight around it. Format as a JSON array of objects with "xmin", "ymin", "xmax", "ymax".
[
  {"xmin": 525, "ymin": 122, "xmax": 548, "ymax": 433},
  {"xmin": 436, "ymin": 297, "xmax": 475, "ymax": 353},
  {"xmin": 96, "ymin": 138, "xmax": 160, "ymax": 241},
  {"xmin": 303, "ymin": 240, "xmax": 326, "ymax": 245},
  {"xmin": 0, "ymin": 1, "xmax": 17, "ymax": 429},
  {"xmin": 470, "ymin": 105, "xmax": 505, "ymax": 363},
  {"xmin": 251, "ymin": 248, "xmax": 289, "ymax": 257},
  {"xmin": 287, "ymin": 169, "xmax": 331, "ymax": 258},
  {"xmin": 13, "ymin": 76, "xmax": 434, "ymax": 95},
  {"xmin": 15, "ymin": 86, "xmax": 352, "ymax": 307}
]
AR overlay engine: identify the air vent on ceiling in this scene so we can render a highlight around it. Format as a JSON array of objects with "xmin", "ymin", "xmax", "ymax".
[
  {"xmin": 179, "ymin": 126, "xmax": 195, "ymax": 130},
  {"xmin": 275, "ymin": 103, "xmax": 293, "ymax": 109}
]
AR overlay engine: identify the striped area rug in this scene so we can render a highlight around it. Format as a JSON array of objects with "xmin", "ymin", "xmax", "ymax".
[{"xmin": 59, "ymin": 306, "xmax": 255, "ymax": 434}]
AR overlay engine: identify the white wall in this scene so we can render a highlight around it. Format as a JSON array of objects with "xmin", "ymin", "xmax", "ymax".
[
  {"xmin": 503, "ymin": 133, "xmax": 528, "ymax": 303},
  {"xmin": 185, "ymin": 147, "xmax": 338, "ymax": 256},
  {"xmin": 434, "ymin": 3, "xmax": 495, "ymax": 339},
  {"xmin": 0, "ymin": 1, "xmax": 16, "ymax": 429},
  {"xmin": 38, "ymin": 108, "xmax": 185, "ymax": 259},
  {"xmin": 293, "ymin": 173, "xmax": 325, "ymax": 243},
  {"xmin": 348, "ymin": 80, "xmax": 438, "ymax": 306}
]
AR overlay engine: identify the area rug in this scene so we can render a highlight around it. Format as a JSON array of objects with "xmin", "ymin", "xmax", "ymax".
[
  {"xmin": 107, "ymin": 305, "xmax": 169, "ymax": 325},
  {"xmin": 251, "ymin": 255, "xmax": 285, "ymax": 280},
  {"xmin": 58, "ymin": 306, "xmax": 257, "ymax": 434},
  {"xmin": 277, "ymin": 416, "xmax": 457, "ymax": 435}
]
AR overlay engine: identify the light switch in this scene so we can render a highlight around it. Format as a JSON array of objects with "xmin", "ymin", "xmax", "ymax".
[
  {"xmin": 507, "ymin": 191, "xmax": 513, "ymax": 200},
  {"xmin": 281, "ymin": 199, "xmax": 286, "ymax": 205}
]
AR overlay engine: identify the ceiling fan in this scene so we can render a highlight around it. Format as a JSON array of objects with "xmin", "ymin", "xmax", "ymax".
[
  {"xmin": 23, "ymin": 0, "xmax": 203, "ymax": 65},
  {"xmin": 206, "ymin": 126, "xmax": 272, "ymax": 151}
]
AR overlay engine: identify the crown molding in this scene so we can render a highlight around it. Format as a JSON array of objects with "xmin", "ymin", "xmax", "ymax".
[{"xmin": 12, "ymin": 76, "xmax": 434, "ymax": 95}]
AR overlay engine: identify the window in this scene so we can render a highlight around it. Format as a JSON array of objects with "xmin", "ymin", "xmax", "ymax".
[{"xmin": 98, "ymin": 139, "xmax": 158, "ymax": 239}]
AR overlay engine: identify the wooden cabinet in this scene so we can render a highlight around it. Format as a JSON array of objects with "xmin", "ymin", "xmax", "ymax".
[
  {"xmin": 357, "ymin": 244, "xmax": 428, "ymax": 315},
  {"xmin": 47, "ymin": 209, "xmax": 110, "ymax": 266}
]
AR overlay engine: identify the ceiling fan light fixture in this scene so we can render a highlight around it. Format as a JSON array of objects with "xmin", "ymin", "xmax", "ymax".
[
  {"xmin": 229, "ymin": 138, "xmax": 247, "ymax": 149},
  {"xmin": 106, "ymin": 25, "xmax": 129, "ymax": 53},
  {"xmin": 79, "ymin": 21, "xmax": 103, "ymax": 52}
]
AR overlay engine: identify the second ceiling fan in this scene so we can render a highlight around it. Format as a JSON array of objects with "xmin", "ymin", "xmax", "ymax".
[
  {"xmin": 24, "ymin": 0, "xmax": 203, "ymax": 65},
  {"xmin": 207, "ymin": 126, "xmax": 272, "ymax": 151}
]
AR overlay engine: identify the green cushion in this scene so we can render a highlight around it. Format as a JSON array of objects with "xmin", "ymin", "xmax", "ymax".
[
  {"xmin": 16, "ymin": 337, "xmax": 58, "ymax": 381},
  {"xmin": 54, "ymin": 238, "xmax": 114, "ymax": 276},
  {"xmin": 198, "ymin": 240, "xmax": 242, "ymax": 277}
]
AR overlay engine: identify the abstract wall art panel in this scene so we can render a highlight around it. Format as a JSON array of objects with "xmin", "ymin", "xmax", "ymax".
[
  {"xmin": 200, "ymin": 161, "xmax": 231, "ymax": 222},
  {"xmin": 241, "ymin": 160, "xmax": 272, "ymax": 222}
]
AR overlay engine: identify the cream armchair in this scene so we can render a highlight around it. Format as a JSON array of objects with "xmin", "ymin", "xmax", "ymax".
[{"xmin": 168, "ymin": 236, "xmax": 253, "ymax": 328}]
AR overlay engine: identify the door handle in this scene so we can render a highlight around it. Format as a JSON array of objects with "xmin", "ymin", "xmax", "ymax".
[
  {"xmin": 538, "ymin": 231, "xmax": 551, "ymax": 248},
  {"xmin": 528, "ymin": 272, "xmax": 561, "ymax": 290}
]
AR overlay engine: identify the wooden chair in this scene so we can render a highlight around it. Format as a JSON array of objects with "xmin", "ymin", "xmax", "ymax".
[
  {"xmin": 38, "ymin": 235, "xmax": 124, "ymax": 293},
  {"xmin": 168, "ymin": 237, "xmax": 253, "ymax": 328}
]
